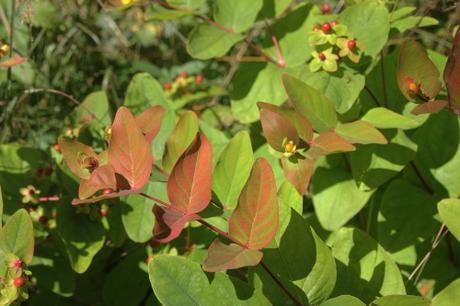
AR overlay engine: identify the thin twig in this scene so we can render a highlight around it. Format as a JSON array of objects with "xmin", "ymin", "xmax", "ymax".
[
  {"xmin": 139, "ymin": 193, "xmax": 169, "ymax": 207},
  {"xmin": 364, "ymin": 85, "xmax": 383, "ymax": 107},
  {"xmin": 245, "ymin": 39, "xmax": 283, "ymax": 68}
]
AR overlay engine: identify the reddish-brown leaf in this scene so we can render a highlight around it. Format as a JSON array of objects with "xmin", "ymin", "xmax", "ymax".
[
  {"xmin": 444, "ymin": 29, "xmax": 460, "ymax": 114},
  {"xmin": 0, "ymin": 55, "xmax": 27, "ymax": 68},
  {"xmin": 108, "ymin": 107, "xmax": 153, "ymax": 190},
  {"xmin": 72, "ymin": 189, "xmax": 135, "ymax": 205},
  {"xmin": 259, "ymin": 104, "xmax": 299, "ymax": 152},
  {"xmin": 307, "ymin": 131, "xmax": 355, "ymax": 159},
  {"xmin": 135, "ymin": 105, "xmax": 165, "ymax": 142},
  {"xmin": 203, "ymin": 239, "xmax": 263, "ymax": 272},
  {"xmin": 167, "ymin": 133, "xmax": 213, "ymax": 215},
  {"xmin": 412, "ymin": 100, "xmax": 448, "ymax": 115},
  {"xmin": 78, "ymin": 165, "xmax": 117, "ymax": 199},
  {"xmin": 228, "ymin": 158, "xmax": 278, "ymax": 250},
  {"xmin": 397, "ymin": 40, "xmax": 441, "ymax": 101},
  {"xmin": 58, "ymin": 137, "xmax": 98, "ymax": 179},
  {"xmin": 282, "ymin": 157, "xmax": 314, "ymax": 195},
  {"xmin": 152, "ymin": 206, "xmax": 200, "ymax": 243}
]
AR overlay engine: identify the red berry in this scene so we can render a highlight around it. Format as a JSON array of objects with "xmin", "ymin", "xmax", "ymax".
[
  {"xmin": 163, "ymin": 82, "xmax": 172, "ymax": 91},
  {"xmin": 331, "ymin": 20, "xmax": 338, "ymax": 27},
  {"xmin": 39, "ymin": 215, "xmax": 48, "ymax": 225},
  {"xmin": 99, "ymin": 208, "xmax": 109, "ymax": 217},
  {"xmin": 195, "ymin": 74, "xmax": 204, "ymax": 84},
  {"xmin": 322, "ymin": 23, "xmax": 331, "ymax": 33},
  {"xmin": 11, "ymin": 259, "xmax": 22, "ymax": 269},
  {"xmin": 102, "ymin": 188, "xmax": 113, "ymax": 195},
  {"xmin": 179, "ymin": 71, "xmax": 188, "ymax": 79},
  {"xmin": 53, "ymin": 143, "xmax": 61, "ymax": 152},
  {"xmin": 321, "ymin": 3, "xmax": 331, "ymax": 15},
  {"xmin": 347, "ymin": 39, "xmax": 356, "ymax": 50},
  {"xmin": 13, "ymin": 277, "xmax": 26, "ymax": 288},
  {"xmin": 319, "ymin": 52, "xmax": 326, "ymax": 61}
]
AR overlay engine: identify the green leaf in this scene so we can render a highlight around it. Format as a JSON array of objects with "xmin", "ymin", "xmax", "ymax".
[
  {"xmin": 282, "ymin": 74, "xmax": 337, "ymax": 132},
  {"xmin": 330, "ymin": 227, "xmax": 406, "ymax": 303},
  {"xmin": 339, "ymin": 1, "xmax": 390, "ymax": 58},
  {"xmin": 68, "ymin": 91, "xmax": 112, "ymax": 128},
  {"xmin": 103, "ymin": 247, "xmax": 150, "ymax": 306},
  {"xmin": 0, "ymin": 185, "xmax": 3, "ymax": 227},
  {"xmin": 311, "ymin": 167, "xmax": 373, "ymax": 230},
  {"xmin": 432, "ymin": 278, "xmax": 460, "ymax": 306},
  {"xmin": 259, "ymin": 104, "xmax": 299, "ymax": 152},
  {"xmin": 362, "ymin": 107, "xmax": 421, "ymax": 130},
  {"xmin": 370, "ymin": 295, "xmax": 431, "ymax": 306},
  {"xmin": 263, "ymin": 4, "xmax": 318, "ymax": 67},
  {"xmin": 379, "ymin": 180, "xmax": 440, "ymax": 265},
  {"xmin": 300, "ymin": 69, "xmax": 365, "ymax": 114},
  {"xmin": 0, "ymin": 209, "xmax": 34, "ymax": 263},
  {"xmin": 438, "ymin": 199, "xmax": 460, "ymax": 242},
  {"xmin": 228, "ymin": 158, "xmax": 278, "ymax": 250},
  {"xmin": 124, "ymin": 73, "xmax": 175, "ymax": 159},
  {"xmin": 149, "ymin": 255, "xmax": 271, "ymax": 306},
  {"xmin": 320, "ymin": 295, "xmax": 366, "ymax": 306},
  {"xmin": 162, "ymin": 110, "xmax": 199, "ymax": 173},
  {"xmin": 187, "ymin": 24, "xmax": 243, "ymax": 60},
  {"xmin": 213, "ymin": 0, "xmax": 263, "ymax": 33},
  {"xmin": 335, "ymin": 121, "xmax": 387, "ymax": 145},
  {"xmin": 212, "ymin": 131, "xmax": 253, "ymax": 210},
  {"xmin": 391, "ymin": 16, "xmax": 438, "ymax": 34},
  {"xmin": 121, "ymin": 182, "xmax": 159, "ymax": 243},
  {"xmin": 167, "ymin": 0, "xmax": 205, "ymax": 10},
  {"xmin": 257, "ymin": 209, "xmax": 336, "ymax": 305},
  {"xmin": 350, "ymin": 130, "xmax": 417, "ymax": 191},
  {"xmin": 56, "ymin": 204, "xmax": 105, "ymax": 273},
  {"xmin": 203, "ymin": 240, "xmax": 263, "ymax": 272}
]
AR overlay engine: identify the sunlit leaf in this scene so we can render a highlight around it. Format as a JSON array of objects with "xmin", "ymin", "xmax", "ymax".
[
  {"xmin": 203, "ymin": 240, "xmax": 263, "ymax": 272},
  {"xmin": 335, "ymin": 121, "xmax": 387, "ymax": 145},
  {"xmin": 135, "ymin": 105, "xmax": 165, "ymax": 142}
]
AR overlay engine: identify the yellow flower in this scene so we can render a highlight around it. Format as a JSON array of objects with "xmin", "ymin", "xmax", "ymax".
[
  {"xmin": 20, "ymin": 185, "xmax": 40, "ymax": 204},
  {"xmin": 283, "ymin": 140, "xmax": 297, "ymax": 157},
  {"xmin": 121, "ymin": 0, "xmax": 132, "ymax": 5}
]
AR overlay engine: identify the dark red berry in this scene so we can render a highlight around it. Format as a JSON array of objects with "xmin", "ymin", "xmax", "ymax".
[
  {"xmin": 13, "ymin": 277, "xmax": 26, "ymax": 288},
  {"xmin": 321, "ymin": 23, "xmax": 331, "ymax": 33},
  {"xmin": 330, "ymin": 20, "xmax": 338, "ymax": 27},
  {"xmin": 99, "ymin": 208, "xmax": 109, "ymax": 217},
  {"xmin": 163, "ymin": 82, "xmax": 172, "ymax": 91},
  {"xmin": 321, "ymin": 3, "xmax": 331, "ymax": 15},
  {"xmin": 319, "ymin": 53, "xmax": 326, "ymax": 61},
  {"xmin": 347, "ymin": 39, "xmax": 356, "ymax": 50},
  {"xmin": 195, "ymin": 74, "xmax": 204, "ymax": 84}
]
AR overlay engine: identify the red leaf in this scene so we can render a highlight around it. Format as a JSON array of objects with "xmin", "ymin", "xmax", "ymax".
[
  {"xmin": 0, "ymin": 55, "xmax": 26, "ymax": 68},
  {"xmin": 282, "ymin": 157, "xmax": 314, "ymax": 195},
  {"xmin": 58, "ymin": 137, "xmax": 99, "ymax": 179},
  {"xmin": 444, "ymin": 29, "xmax": 460, "ymax": 114},
  {"xmin": 167, "ymin": 133, "xmax": 212, "ymax": 215},
  {"xmin": 397, "ymin": 40, "xmax": 441, "ymax": 101},
  {"xmin": 135, "ymin": 105, "xmax": 165, "ymax": 142},
  {"xmin": 228, "ymin": 158, "xmax": 278, "ymax": 250},
  {"xmin": 72, "ymin": 189, "xmax": 135, "ymax": 205},
  {"xmin": 203, "ymin": 239, "xmax": 263, "ymax": 272},
  {"xmin": 152, "ymin": 206, "xmax": 200, "ymax": 243},
  {"xmin": 108, "ymin": 107, "xmax": 153, "ymax": 190},
  {"xmin": 259, "ymin": 105, "xmax": 299, "ymax": 152},
  {"xmin": 307, "ymin": 131, "xmax": 355, "ymax": 159},
  {"xmin": 78, "ymin": 165, "xmax": 117, "ymax": 199},
  {"xmin": 411, "ymin": 100, "xmax": 448, "ymax": 115}
]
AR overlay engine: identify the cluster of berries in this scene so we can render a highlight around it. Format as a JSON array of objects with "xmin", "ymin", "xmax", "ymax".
[
  {"xmin": 308, "ymin": 4, "xmax": 362, "ymax": 73},
  {"xmin": 163, "ymin": 72, "xmax": 205, "ymax": 97},
  {"xmin": 0, "ymin": 257, "xmax": 31, "ymax": 304}
]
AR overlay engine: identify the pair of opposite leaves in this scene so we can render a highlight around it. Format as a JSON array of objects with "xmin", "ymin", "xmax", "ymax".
[
  {"xmin": 60, "ymin": 106, "xmax": 164, "ymax": 204},
  {"xmin": 397, "ymin": 29, "xmax": 460, "ymax": 115}
]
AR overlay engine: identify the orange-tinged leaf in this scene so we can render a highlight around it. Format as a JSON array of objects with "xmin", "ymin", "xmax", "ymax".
[
  {"xmin": 397, "ymin": 40, "xmax": 441, "ymax": 101},
  {"xmin": 259, "ymin": 107, "xmax": 299, "ymax": 152},
  {"xmin": 444, "ymin": 28, "xmax": 460, "ymax": 114},
  {"xmin": 167, "ymin": 133, "xmax": 213, "ymax": 214},
  {"xmin": 152, "ymin": 206, "xmax": 200, "ymax": 243},
  {"xmin": 108, "ymin": 107, "xmax": 153, "ymax": 190},
  {"xmin": 58, "ymin": 137, "xmax": 98, "ymax": 179},
  {"xmin": 307, "ymin": 131, "xmax": 355, "ymax": 159},
  {"xmin": 412, "ymin": 100, "xmax": 448, "ymax": 115},
  {"xmin": 335, "ymin": 120, "xmax": 387, "ymax": 145},
  {"xmin": 0, "ymin": 55, "xmax": 26, "ymax": 68},
  {"xmin": 72, "ymin": 189, "xmax": 134, "ymax": 205},
  {"xmin": 282, "ymin": 157, "xmax": 314, "ymax": 195},
  {"xmin": 135, "ymin": 105, "xmax": 165, "ymax": 142},
  {"xmin": 203, "ymin": 239, "xmax": 263, "ymax": 272},
  {"xmin": 78, "ymin": 165, "xmax": 117, "ymax": 199},
  {"xmin": 228, "ymin": 158, "xmax": 278, "ymax": 250}
]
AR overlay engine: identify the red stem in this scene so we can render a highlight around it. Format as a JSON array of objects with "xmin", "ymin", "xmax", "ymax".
[
  {"xmin": 38, "ymin": 196, "xmax": 60, "ymax": 202},
  {"xmin": 139, "ymin": 193, "xmax": 169, "ymax": 207},
  {"xmin": 271, "ymin": 35, "xmax": 285, "ymax": 67}
]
